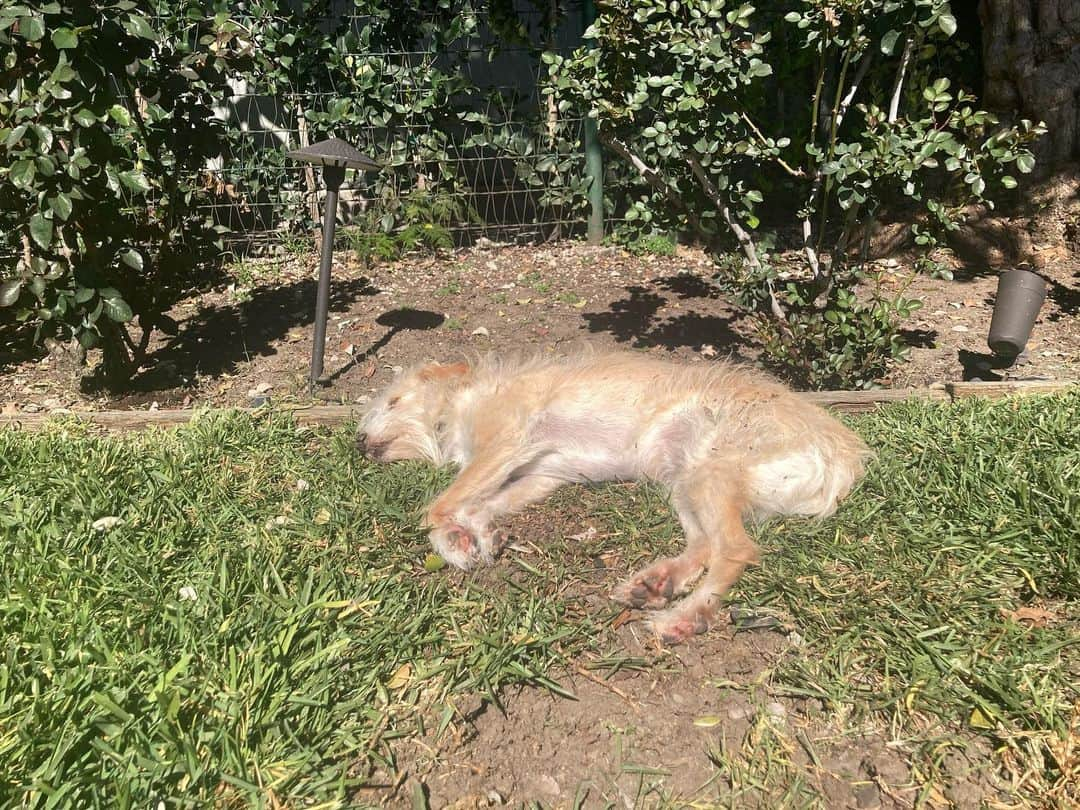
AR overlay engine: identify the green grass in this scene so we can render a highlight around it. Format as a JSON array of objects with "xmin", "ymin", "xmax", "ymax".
[
  {"xmin": 1, "ymin": 393, "xmax": 1077, "ymax": 807},
  {"xmin": 0, "ymin": 415, "xmax": 595, "ymax": 807}
]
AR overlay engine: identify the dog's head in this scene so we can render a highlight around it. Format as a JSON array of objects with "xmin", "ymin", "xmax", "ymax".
[{"xmin": 357, "ymin": 361, "xmax": 470, "ymax": 463}]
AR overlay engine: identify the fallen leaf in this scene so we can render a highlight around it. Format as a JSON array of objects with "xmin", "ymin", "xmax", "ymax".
[
  {"xmin": 700, "ymin": 344, "xmax": 718, "ymax": 358},
  {"xmin": 471, "ymin": 326, "xmax": 490, "ymax": 337},
  {"xmin": 611, "ymin": 609, "xmax": 633, "ymax": 629},
  {"xmin": 362, "ymin": 361, "xmax": 377, "ymax": 378},
  {"xmin": 313, "ymin": 508, "xmax": 331, "ymax": 526},
  {"xmin": 386, "ymin": 663, "xmax": 412, "ymax": 690},
  {"xmin": 423, "ymin": 553, "xmax": 447, "ymax": 572},
  {"xmin": 969, "ymin": 706, "xmax": 995, "ymax": 729},
  {"xmin": 1000, "ymin": 605, "xmax": 1057, "ymax": 627},
  {"xmin": 568, "ymin": 526, "xmax": 597, "ymax": 542},
  {"xmin": 693, "ymin": 715, "xmax": 723, "ymax": 728}
]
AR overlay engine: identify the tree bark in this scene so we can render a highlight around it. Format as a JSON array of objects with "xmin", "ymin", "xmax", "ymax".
[{"xmin": 980, "ymin": 0, "xmax": 1080, "ymax": 169}]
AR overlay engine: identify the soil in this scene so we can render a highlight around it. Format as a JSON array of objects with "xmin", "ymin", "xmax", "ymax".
[
  {"xmin": 2, "ymin": 173, "xmax": 1079, "ymax": 414},
  {"xmin": 383, "ymin": 639, "xmax": 1000, "ymax": 809}
]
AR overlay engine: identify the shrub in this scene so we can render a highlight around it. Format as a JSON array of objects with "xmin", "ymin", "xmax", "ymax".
[
  {"xmin": 0, "ymin": 1, "xmax": 248, "ymax": 381},
  {"xmin": 547, "ymin": 0, "xmax": 1045, "ymax": 388}
]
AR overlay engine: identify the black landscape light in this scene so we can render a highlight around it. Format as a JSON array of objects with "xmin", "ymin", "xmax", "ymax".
[
  {"xmin": 987, "ymin": 267, "xmax": 1047, "ymax": 361},
  {"xmin": 287, "ymin": 137, "xmax": 380, "ymax": 392}
]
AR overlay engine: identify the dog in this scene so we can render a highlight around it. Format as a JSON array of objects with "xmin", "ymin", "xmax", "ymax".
[{"xmin": 357, "ymin": 351, "xmax": 870, "ymax": 643}]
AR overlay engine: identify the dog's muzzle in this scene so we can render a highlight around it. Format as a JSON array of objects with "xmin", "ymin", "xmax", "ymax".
[{"xmin": 356, "ymin": 432, "xmax": 387, "ymax": 459}]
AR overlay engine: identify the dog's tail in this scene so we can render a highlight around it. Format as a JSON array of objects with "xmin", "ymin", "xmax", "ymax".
[{"xmin": 745, "ymin": 410, "xmax": 872, "ymax": 520}]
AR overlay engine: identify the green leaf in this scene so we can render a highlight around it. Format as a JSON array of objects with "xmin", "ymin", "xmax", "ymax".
[
  {"xmin": 108, "ymin": 105, "xmax": 132, "ymax": 126},
  {"xmin": 119, "ymin": 170, "xmax": 152, "ymax": 193},
  {"xmin": 938, "ymin": 14, "xmax": 957, "ymax": 37},
  {"xmin": 73, "ymin": 108, "xmax": 97, "ymax": 127},
  {"xmin": 1016, "ymin": 153, "xmax": 1035, "ymax": 174},
  {"xmin": 124, "ymin": 13, "xmax": 156, "ymax": 41},
  {"xmin": 9, "ymin": 159, "xmax": 35, "ymax": 189},
  {"xmin": 102, "ymin": 294, "xmax": 134, "ymax": 323},
  {"xmin": 19, "ymin": 14, "xmax": 44, "ymax": 41},
  {"xmin": 120, "ymin": 249, "xmax": 143, "ymax": 271},
  {"xmin": 48, "ymin": 193, "xmax": 73, "ymax": 220},
  {"xmin": 1001, "ymin": 175, "xmax": 1018, "ymax": 189},
  {"xmin": 881, "ymin": 30, "xmax": 900, "ymax": 55},
  {"xmin": 29, "ymin": 213, "xmax": 53, "ymax": 249},
  {"xmin": 0, "ymin": 278, "xmax": 22, "ymax": 307},
  {"xmin": 51, "ymin": 26, "xmax": 77, "ymax": 48}
]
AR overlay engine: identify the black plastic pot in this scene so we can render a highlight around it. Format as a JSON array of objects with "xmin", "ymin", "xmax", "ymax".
[{"xmin": 987, "ymin": 268, "xmax": 1047, "ymax": 359}]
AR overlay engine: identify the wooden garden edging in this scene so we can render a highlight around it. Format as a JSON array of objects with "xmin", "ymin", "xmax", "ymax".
[{"xmin": 0, "ymin": 379, "xmax": 1073, "ymax": 432}]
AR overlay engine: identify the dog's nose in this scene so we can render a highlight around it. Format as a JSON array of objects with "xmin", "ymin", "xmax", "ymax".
[{"xmin": 356, "ymin": 432, "xmax": 369, "ymax": 453}]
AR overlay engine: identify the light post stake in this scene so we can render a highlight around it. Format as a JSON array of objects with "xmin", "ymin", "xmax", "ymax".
[{"xmin": 286, "ymin": 138, "xmax": 379, "ymax": 393}]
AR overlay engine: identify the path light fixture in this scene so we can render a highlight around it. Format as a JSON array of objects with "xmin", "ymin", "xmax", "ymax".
[
  {"xmin": 987, "ymin": 267, "xmax": 1047, "ymax": 361},
  {"xmin": 286, "ymin": 137, "xmax": 380, "ymax": 393}
]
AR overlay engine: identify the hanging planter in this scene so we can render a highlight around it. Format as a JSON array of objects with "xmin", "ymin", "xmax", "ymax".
[{"xmin": 987, "ymin": 268, "xmax": 1047, "ymax": 359}]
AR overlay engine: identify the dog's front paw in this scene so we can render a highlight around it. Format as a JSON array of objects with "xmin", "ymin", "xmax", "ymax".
[{"xmin": 429, "ymin": 521, "xmax": 482, "ymax": 570}]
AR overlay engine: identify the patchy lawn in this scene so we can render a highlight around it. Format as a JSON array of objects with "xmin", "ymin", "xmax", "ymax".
[{"xmin": 2, "ymin": 392, "xmax": 1077, "ymax": 808}]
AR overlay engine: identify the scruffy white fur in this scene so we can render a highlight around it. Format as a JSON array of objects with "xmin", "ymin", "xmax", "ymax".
[{"xmin": 358, "ymin": 351, "xmax": 870, "ymax": 643}]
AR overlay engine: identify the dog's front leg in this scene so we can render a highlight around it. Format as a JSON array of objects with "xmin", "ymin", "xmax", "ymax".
[{"xmin": 425, "ymin": 444, "xmax": 543, "ymax": 569}]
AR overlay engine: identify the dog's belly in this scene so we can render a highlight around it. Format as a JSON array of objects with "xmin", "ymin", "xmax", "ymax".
[{"xmin": 527, "ymin": 407, "xmax": 700, "ymax": 483}]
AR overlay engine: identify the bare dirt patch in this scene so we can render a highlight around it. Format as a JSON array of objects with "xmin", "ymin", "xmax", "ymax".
[
  {"xmin": 382, "ymin": 623, "xmax": 1006, "ymax": 809},
  {"xmin": 3, "ymin": 183, "xmax": 1079, "ymax": 415}
]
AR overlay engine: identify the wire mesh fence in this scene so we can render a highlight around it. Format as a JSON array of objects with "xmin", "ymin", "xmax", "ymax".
[{"xmin": 177, "ymin": 2, "xmax": 620, "ymax": 253}]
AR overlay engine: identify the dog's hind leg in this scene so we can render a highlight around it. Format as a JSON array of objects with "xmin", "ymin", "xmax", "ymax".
[
  {"xmin": 646, "ymin": 464, "xmax": 759, "ymax": 643},
  {"xmin": 611, "ymin": 484, "xmax": 710, "ymax": 610}
]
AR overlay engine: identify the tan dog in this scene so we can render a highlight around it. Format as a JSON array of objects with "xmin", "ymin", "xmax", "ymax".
[{"xmin": 357, "ymin": 352, "xmax": 870, "ymax": 643}]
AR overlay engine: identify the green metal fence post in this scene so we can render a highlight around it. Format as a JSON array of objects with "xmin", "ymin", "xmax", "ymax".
[{"xmin": 582, "ymin": 0, "xmax": 604, "ymax": 244}]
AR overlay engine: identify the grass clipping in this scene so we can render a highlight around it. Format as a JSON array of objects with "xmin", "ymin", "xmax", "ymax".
[{"xmin": 1, "ymin": 392, "xmax": 1077, "ymax": 807}]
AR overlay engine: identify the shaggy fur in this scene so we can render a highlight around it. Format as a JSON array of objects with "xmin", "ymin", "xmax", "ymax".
[{"xmin": 357, "ymin": 351, "xmax": 871, "ymax": 643}]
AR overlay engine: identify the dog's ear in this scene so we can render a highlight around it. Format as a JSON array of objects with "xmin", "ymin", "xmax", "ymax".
[{"xmin": 418, "ymin": 361, "xmax": 471, "ymax": 382}]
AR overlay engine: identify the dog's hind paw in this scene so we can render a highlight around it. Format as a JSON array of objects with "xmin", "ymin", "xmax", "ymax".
[
  {"xmin": 612, "ymin": 570, "xmax": 675, "ymax": 610},
  {"xmin": 648, "ymin": 606, "xmax": 713, "ymax": 645}
]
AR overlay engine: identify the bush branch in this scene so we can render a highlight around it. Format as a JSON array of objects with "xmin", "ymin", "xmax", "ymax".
[
  {"xmin": 686, "ymin": 155, "xmax": 787, "ymax": 322},
  {"xmin": 889, "ymin": 37, "xmax": 915, "ymax": 124},
  {"xmin": 604, "ymin": 135, "xmax": 705, "ymax": 234}
]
